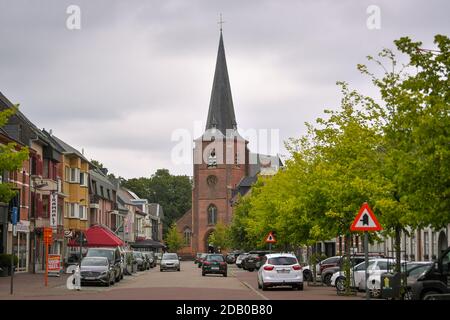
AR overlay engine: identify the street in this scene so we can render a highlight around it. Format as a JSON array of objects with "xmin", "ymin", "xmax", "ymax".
[{"xmin": 0, "ymin": 262, "xmax": 364, "ymax": 300}]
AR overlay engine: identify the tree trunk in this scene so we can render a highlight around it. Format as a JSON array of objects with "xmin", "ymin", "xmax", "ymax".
[
  {"xmin": 395, "ymin": 225, "xmax": 401, "ymax": 273},
  {"xmin": 344, "ymin": 233, "xmax": 351, "ymax": 294}
]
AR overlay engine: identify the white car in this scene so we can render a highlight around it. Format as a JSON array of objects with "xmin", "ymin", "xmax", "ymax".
[
  {"xmin": 257, "ymin": 253, "xmax": 304, "ymax": 290},
  {"xmin": 330, "ymin": 258, "xmax": 406, "ymax": 295},
  {"xmin": 236, "ymin": 253, "xmax": 249, "ymax": 268}
]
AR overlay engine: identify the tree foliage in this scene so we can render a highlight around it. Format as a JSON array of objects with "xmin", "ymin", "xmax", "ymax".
[
  {"xmin": 165, "ymin": 222, "xmax": 183, "ymax": 252},
  {"xmin": 122, "ymin": 169, "xmax": 192, "ymax": 236}
]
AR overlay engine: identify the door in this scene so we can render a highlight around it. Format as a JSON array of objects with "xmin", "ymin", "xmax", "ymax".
[{"xmin": 441, "ymin": 249, "xmax": 450, "ymax": 291}]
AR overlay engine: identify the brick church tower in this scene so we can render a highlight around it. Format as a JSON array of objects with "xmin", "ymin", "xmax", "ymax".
[{"xmin": 177, "ymin": 30, "xmax": 250, "ymax": 255}]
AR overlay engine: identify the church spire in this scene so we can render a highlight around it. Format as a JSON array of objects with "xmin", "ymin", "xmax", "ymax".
[{"xmin": 205, "ymin": 29, "xmax": 237, "ymax": 134}]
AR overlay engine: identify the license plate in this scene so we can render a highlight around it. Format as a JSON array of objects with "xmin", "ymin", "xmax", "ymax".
[
  {"xmin": 248, "ymin": 260, "xmax": 254, "ymax": 262},
  {"xmin": 85, "ymin": 276, "xmax": 96, "ymax": 280},
  {"xmin": 277, "ymin": 270, "xmax": 290, "ymax": 274},
  {"xmin": 211, "ymin": 267, "xmax": 219, "ymax": 270}
]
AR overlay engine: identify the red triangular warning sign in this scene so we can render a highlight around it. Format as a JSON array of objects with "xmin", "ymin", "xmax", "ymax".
[
  {"xmin": 350, "ymin": 203, "xmax": 382, "ymax": 231},
  {"xmin": 265, "ymin": 231, "xmax": 277, "ymax": 243}
]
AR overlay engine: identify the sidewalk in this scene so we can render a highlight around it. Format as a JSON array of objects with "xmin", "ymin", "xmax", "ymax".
[{"xmin": 0, "ymin": 272, "xmax": 70, "ymax": 299}]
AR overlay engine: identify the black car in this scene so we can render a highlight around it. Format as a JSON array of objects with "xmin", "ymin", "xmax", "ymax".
[
  {"xmin": 133, "ymin": 251, "xmax": 147, "ymax": 271},
  {"xmin": 86, "ymin": 247, "xmax": 123, "ymax": 282},
  {"xmin": 405, "ymin": 248, "xmax": 450, "ymax": 300},
  {"xmin": 242, "ymin": 251, "xmax": 270, "ymax": 271}
]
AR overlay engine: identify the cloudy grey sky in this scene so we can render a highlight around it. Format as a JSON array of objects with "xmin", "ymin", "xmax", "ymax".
[{"xmin": 0, "ymin": 0, "xmax": 448, "ymax": 178}]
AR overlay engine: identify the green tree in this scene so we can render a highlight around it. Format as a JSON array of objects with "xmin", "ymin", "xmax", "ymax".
[
  {"xmin": 122, "ymin": 169, "xmax": 192, "ymax": 236},
  {"xmin": 208, "ymin": 221, "xmax": 231, "ymax": 252},
  {"xmin": 0, "ymin": 105, "xmax": 29, "ymax": 203},
  {"xmin": 165, "ymin": 222, "xmax": 183, "ymax": 252}
]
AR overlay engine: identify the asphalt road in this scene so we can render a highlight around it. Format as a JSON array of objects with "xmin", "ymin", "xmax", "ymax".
[{"xmin": 1, "ymin": 261, "xmax": 363, "ymax": 300}]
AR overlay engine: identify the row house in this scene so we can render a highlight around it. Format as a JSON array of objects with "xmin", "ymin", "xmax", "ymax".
[
  {"xmin": 42, "ymin": 131, "xmax": 91, "ymax": 264},
  {"xmin": 89, "ymin": 167, "xmax": 124, "ymax": 234},
  {"xmin": 0, "ymin": 127, "xmax": 32, "ymax": 272}
]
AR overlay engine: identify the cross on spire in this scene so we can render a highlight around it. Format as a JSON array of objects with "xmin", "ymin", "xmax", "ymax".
[{"xmin": 218, "ymin": 13, "xmax": 225, "ymax": 32}]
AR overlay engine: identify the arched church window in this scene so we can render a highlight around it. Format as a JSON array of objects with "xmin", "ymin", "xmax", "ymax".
[
  {"xmin": 184, "ymin": 227, "xmax": 191, "ymax": 246},
  {"xmin": 208, "ymin": 205, "xmax": 217, "ymax": 225},
  {"xmin": 207, "ymin": 148, "xmax": 217, "ymax": 168}
]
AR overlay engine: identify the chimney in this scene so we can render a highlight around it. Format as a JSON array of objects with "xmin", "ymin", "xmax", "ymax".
[{"xmin": 100, "ymin": 168, "xmax": 108, "ymax": 175}]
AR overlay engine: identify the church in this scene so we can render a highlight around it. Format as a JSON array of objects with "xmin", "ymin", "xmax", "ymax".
[{"xmin": 176, "ymin": 29, "xmax": 282, "ymax": 257}]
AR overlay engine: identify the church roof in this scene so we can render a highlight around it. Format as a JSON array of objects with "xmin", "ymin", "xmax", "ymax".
[{"xmin": 205, "ymin": 31, "xmax": 237, "ymax": 135}]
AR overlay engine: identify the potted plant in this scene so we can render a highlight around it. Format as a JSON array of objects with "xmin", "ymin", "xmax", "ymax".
[{"xmin": 0, "ymin": 254, "xmax": 19, "ymax": 277}]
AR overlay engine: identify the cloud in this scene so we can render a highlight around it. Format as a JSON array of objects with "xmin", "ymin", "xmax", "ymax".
[{"xmin": 0, "ymin": 0, "xmax": 448, "ymax": 178}]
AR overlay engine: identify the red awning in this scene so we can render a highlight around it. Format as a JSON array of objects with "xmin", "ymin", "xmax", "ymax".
[{"xmin": 85, "ymin": 225, "xmax": 124, "ymax": 247}]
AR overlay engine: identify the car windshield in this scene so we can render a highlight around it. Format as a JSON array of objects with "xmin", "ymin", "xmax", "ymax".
[
  {"xmin": 87, "ymin": 249, "xmax": 114, "ymax": 261},
  {"xmin": 248, "ymin": 254, "xmax": 259, "ymax": 258},
  {"xmin": 238, "ymin": 254, "xmax": 247, "ymax": 259},
  {"xmin": 81, "ymin": 258, "xmax": 108, "ymax": 267},
  {"xmin": 133, "ymin": 252, "xmax": 142, "ymax": 258},
  {"xmin": 407, "ymin": 264, "xmax": 432, "ymax": 278},
  {"xmin": 268, "ymin": 257, "xmax": 297, "ymax": 265},
  {"xmin": 163, "ymin": 254, "xmax": 178, "ymax": 260},
  {"xmin": 207, "ymin": 255, "xmax": 224, "ymax": 262}
]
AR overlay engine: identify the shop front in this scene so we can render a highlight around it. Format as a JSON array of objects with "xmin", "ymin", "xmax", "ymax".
[{"xmin": 12, "ymin": 220, "xmax": 30, "ymax": 272}]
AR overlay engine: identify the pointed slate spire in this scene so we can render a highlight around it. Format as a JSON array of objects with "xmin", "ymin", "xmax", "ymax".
[{"xmin": 205, "ymin": 31, "xmax": 237, "ymax": 134}]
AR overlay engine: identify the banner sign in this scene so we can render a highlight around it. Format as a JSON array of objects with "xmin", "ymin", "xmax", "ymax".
[
  {"xmin": 48, "ymin": 254, "xmax": 61, "ymax": 276},
  {"xmin": 50, "ymin": 192, "xmax": 58, "ymax": 228}
]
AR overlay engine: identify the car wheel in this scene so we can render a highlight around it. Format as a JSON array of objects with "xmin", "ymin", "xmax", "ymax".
[
  {"xmin": 178, "ymin": 268, "xmax": 180, "ymax": 272},
  {"xmin": 202, "ymin": 271, "xmax": 206, "ymax": 276},
  {"xmin": 110, "ymin": 275, "xmax": 115, "ymax": 286},
  {"xmin": 336, "ymin": 277, "xmax": 346, "ymax": 292},
  {"xmin": 422, "ymin": 291, "xmax": 440, "ymax": 300},
  {"xmin": 323, "ymin": 273, "xmax": 332, "ymax": 286},
  {"xmin": 249, "ymin": 268, "xmax": 254, "ymax": 272},
  {"xmin": 160, "ymin": 268, "xmax": 163, "ymax": 272},
  {"xmin": 262, "ymin": 282, "xmax": 268, "ymax": 291},
  {"xmin": 223, "ymin": 272, "xmax": 227, "ymax": 277},
  {"xmin": 298, "ymin": 283, "xmax": 304, "ymax": 291},
  {"xmin": 303, "ymin": 270, "xmax": 312, "ymax": 282}
]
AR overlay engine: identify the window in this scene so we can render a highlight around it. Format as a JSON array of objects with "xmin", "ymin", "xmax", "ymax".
[
  {"xmin": 43, "ymin": 159, "xmax": 49, "ymax": 178},
  {"xmin": 80, "ymin": 172, "xmax": 88, "ymax": 187},
  {"xmin": 432, "ymin": 232, "xmax": 436, "ymax": 258},
  {"xmin": 184, "ymin": 228, "xmax": 191, "ymax": 245},
  {"xmin": 70, "ymin": 203, "xmax": 79, "ymax": 218},
  {"xmin": 207, "ymin": 205, "xmax": 217, "ymax": 225},
  {"xmin": 107, "ymin": 190, "xmax": 111, "ymax": 200},
  {"xmin": 100, "ymin": 186, "xmax": 104, "ymax": 197},
  {"xmin": 79, "ymin": 205, "xmax": 86, "ymax": 220},
  {"xmin": 70, "ymin": 168, "xmax": 80, "ymax": 183},
  {"xmin": 424, "ymin": 231, "xmax": 429, "ymax": 259},
  {"xmin": 64, "ymin": 202, "xmax": 69, "ymax": 218},
  {"xmin": 42, "ymin": 195, "xmax": 49, "ymax": 218},
  {"xmin": 207, "ymin": 148, "xmax": 217, "ymax": 168},
  {"xmin": 65, "ymin": 166, "xmax": 70, "ymax": 182}
]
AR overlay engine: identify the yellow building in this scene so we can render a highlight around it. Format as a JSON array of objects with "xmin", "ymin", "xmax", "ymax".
[{"xmin": 46, "ymin": 132, "xmax": 90, "ymax": 263}]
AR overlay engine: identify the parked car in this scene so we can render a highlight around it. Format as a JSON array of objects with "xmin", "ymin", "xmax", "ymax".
[
  {"xmin": 197, "ymin": 253, "xmax": 208, "ymax": 268},
  {"xmin": 331, "ymin": 258, "xmax": 406, "ymax": 295},
  {"xmin": 242, "ymin": 251, "xmax": 271, "ymax": 271},
  {"xmin": 160, "ymin": 253, "xmax": 181, "ymax": 272},
  {"xmin": 86, "ymin": 247, "xmax": 123, "ymax": 282},
  {"xmin": 202, "ymin": 254, "xmax": 227, "ymax": 277},
  {"xmin": 257, "ymin": 253, "xmax": 303, "ymax": 291},
  {"xmin": 133, "ymin": 251, "xmax": 147, "ymax": 271},
  {"xmin": 80, "ymin": 257, "xmax": 115, "ymax": 286},
  {"xmin": 226, "ymin": 254, "xmax": 236, "ymax": 264},
  {"xmin": 143, "ymin": 252, "xmax": 156, "ymax": 268},
  {"xmin": 321, "ymin": 254, "xmax": 385, "ymax": 286},
  {"xmin": 404, "ymin": 247, "xmax": 450, "ymax": 300},
  {"xmin": 236, "ymin": 253, "xmax": 249, "ymax": 268},
  {"xmin": 194, "ymin": 253, "xmax": 203, "ymax": 264}
]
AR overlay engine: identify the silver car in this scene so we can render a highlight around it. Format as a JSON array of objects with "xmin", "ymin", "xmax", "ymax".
[
  {"xmin": 80, "ymin": 257, "xmax": 115, "ymax": 286},
  {"xmin": 160, "ymin": 253, "xmax": 181, "ymax": 272}
]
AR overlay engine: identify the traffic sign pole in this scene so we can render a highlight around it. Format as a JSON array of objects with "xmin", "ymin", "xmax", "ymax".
[{"xmin": 364, "ymin": 231, "xmax": 369, "ymax": 300}]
